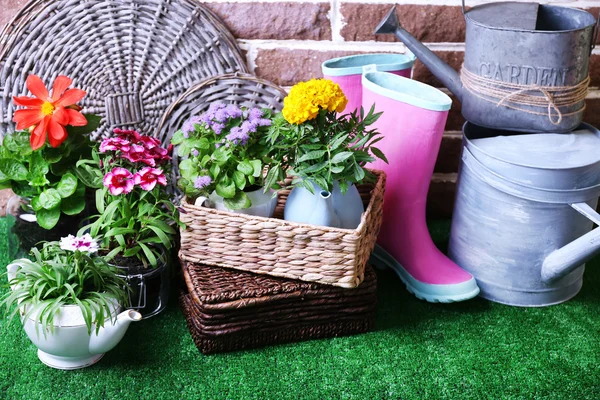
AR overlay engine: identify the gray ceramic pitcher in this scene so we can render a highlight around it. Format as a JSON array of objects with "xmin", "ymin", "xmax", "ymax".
[
  {"xmin": 375, "ymin": 2, "xmax": 599, "ymax": 133},
  {"xmin": 448, "ymin": 123, "xmax": 600, "ymax": 306}
]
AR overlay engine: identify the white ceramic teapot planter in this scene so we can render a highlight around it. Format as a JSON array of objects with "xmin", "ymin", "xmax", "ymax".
[
  {"xmin": 195, "ymin": 187, "xmax": 278, "ymax": 218},
  {"xmin": 7, "ymin": 263, "xmax": 141, "ymax": 370}
]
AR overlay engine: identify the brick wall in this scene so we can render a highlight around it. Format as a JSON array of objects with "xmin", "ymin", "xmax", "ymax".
[{"xmin": 1, "ymin": 0, "xmax": 600, "ymax": 217}]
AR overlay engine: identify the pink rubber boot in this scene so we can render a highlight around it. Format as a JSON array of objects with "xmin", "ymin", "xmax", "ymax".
[
  {"xmin": 363, "ymin": 71, "xmax": 479, "ymax": 303},
  {"xmin": 322, "ymin": 53, "xmax": 415, "ymax": 114}
]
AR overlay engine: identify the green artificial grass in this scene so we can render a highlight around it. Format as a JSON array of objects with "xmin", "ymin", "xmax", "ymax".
[{"xmin": 0, "ymin": 218, "xmax": 599, "ymax": 399}]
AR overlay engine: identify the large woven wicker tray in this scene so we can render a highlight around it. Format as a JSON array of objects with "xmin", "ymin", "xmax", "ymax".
[
  {"xmin": 0, "ymin": 0, "xmax": 248, "ymax": 139},
  {"xmin": 180, "ymin": 260, "xmax": 377, "ymax": 354},
  {"xmin": 179, "ymin": 169, "xmax": 386, "ymax": 288}
]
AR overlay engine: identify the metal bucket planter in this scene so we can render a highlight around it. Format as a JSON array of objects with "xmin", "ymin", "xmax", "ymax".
[
  {"xmin": 115, "ymin": 252, "xmax": 170, "ymax": 319},
  {"xmin": 376, "ymin": 2, "xmax": 599, "ymax": 133},
  {"xmin": 448, "ymin": 123, "xmax": 600, "ymax": 306}
]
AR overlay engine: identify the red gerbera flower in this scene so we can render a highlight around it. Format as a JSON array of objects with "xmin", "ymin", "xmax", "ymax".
[{"xmin": 13, "ymin": 75, "xmax": 87, "ymax": 150}]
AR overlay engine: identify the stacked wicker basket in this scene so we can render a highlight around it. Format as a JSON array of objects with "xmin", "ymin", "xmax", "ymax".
[{"xmin": 160, "ymin": 75, "xmax": 385, "ymax": 354}]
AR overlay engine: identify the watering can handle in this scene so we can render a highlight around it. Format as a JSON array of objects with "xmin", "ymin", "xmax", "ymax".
[
  {"xmin": 542, "ymin": 203, "xmax": 600, "ymax": 285},
  {"xmin": 592, "ymin": 13, "xmax": 600, "ymax": 52}
]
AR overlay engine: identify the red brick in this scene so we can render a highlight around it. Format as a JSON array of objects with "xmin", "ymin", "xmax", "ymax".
[
  {"xmin": 206, "ymin": 2, "xmax": 331, "ymax": 41},
  {"xmin": 0, "ymin": 0, "xmax": 26, "ymax": 27},
  {"xmin": 340, "ymin": 4, "xmax": 466, "ymax": 43},
  {"xmin": 435, "ymin": 134, "xmax": 462, "ymax": 173},
  {"xmin": 427, "ymin": 174, "xmax": 456, "ymax": 218}
]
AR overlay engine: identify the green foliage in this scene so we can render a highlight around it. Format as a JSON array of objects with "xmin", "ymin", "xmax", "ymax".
[
  {"xmin": 266, "ymin": 105, "xmax": 387, "ymax": 194},
  {"xmin": 0, "ymin": 114, "xmax": 100, "ymax": 229},
  {"xmin": 172, "ymin": 106, "xmax": 279, "ymax": 210},
  {"xmin": 0, "ymin": 241, "xmax": 128, "ymax": 335},
  {"xmin": 78, "ymin": 134, "xmax": 182, "ymax": 269}
]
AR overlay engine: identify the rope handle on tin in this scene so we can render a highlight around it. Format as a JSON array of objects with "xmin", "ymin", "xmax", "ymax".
[{"xmin": 460, "ymin": 66, "xmax": 589, "ymax": 126}]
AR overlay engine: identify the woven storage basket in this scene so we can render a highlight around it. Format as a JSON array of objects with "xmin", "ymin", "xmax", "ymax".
[
  {"xmin": 179, "ymin": 169, "xmax": 386, "ymax": 288},
  {"xmin": 0, "ymin": 0, "xmax": 248, "ymax": 140},
  {"xmin": 180, "ymin": 260, "xmax": 377, "ymax": 354}
]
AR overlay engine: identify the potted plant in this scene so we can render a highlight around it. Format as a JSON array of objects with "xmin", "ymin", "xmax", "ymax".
[
  {"xmin": 266, "ymin": 78, "xmax": 388, "ymax": 229},
  {"xmin": 1, "ymin": 75, "xmax": 100, "ymax": 257},
  {"xmin": 1, "ymin": 234, "xmax": 140, "ymax": 370},
  {"xmin": 171, "ymin": 103, "xmax": 279, "ymax": 217},
  {"xmin": 77, "ymin": 128, "xmax": 181, "ymax": 318}
]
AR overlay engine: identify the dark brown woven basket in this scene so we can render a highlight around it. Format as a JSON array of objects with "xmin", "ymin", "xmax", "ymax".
[
  {"xmin": 0, "ymin": 0, "xmax": 248, "ymax": 140},
  {"xmin": 179, "ymin": 169, "xmax": 386, "ymax": 288},
  {"xmin": 180, "ymin": 261, "xmax": 377, "ymax": 354}
]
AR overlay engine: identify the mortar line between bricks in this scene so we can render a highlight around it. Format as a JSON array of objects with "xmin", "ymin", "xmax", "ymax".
[
  {"xmin": 337, "ymin": 0, "xmax": 600, "ymax": 6},
  {"xmin": 330, "ymin": 0, "xmax": 345, "ymax": 42}
]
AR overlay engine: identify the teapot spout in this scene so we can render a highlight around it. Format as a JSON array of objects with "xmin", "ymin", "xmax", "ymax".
[
  {"xmin": 89, "ymin": 310, "xmax": 142, "ymax": 355},
  {"xmin": 375, "ymin": 6, "xmax": 464, "ymax": 103}
]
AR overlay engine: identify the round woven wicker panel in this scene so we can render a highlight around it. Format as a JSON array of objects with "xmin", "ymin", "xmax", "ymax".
[
  {"xmin": 0, "ymin": 0, "xmax": 248, "ymax": 140},
  {"xmin": 156, "ymin": 73, "xmax": 288, "ymax": 147}
]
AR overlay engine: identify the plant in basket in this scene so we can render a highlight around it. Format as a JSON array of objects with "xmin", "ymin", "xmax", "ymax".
[
  {"xmin": 77, "ymin": 128, "xmax": 182, "ymax": 318},
  {"xmin": 1, "ymin": 74, "xmax": 100, "ymax": 257},
  {"xmin": 1, "ymin": 234, "xmax": 140, "ymax": 370},
  {"xmin": 266, "ymin": 78, "xmax": 388, "ymax": 229},
  {"xmin": 171, "ymin": 103, "xmax": 280, "ymax": 217}
]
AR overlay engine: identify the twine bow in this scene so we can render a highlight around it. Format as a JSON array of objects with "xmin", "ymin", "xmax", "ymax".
[{"xmin": 460, "ymin": 66, "xmax": 589, "ymax": 126}]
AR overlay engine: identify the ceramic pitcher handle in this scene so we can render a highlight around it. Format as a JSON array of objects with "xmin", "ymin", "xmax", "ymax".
[{"xmin": 194, "ymin": 196, "xmax": 210, "ymax": 207}]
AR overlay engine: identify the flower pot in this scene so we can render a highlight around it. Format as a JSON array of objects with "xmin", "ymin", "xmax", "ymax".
[
  {"xmin": 6, "ymin": 262, "xmax": 141, "ymax": 370},
  {"xmin": 196, "ymin": 187, "xmax": 278, "ymax": 218},
  {"xmin": 284, "ymin": 181, "xmax": 364, "ymax": 229},
  {"xmin": 6, "ymin": 195, "xmax": 90, "ymax": 260},
  {"xmin": 114, "ymin": 253, "xmax": 170, "ymax": 319}
]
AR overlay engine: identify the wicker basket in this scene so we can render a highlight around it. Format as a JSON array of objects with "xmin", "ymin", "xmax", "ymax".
[
  {"xmin": 0, "ymin": 0, "xmax": 248, "ymax": 140},
  {"xmin": 180, "ymin": 260, "xmax": 377, "ymax": 354},
  {"xmin": 179, "ymin": 169, "xmax": 386, "ymax": 288}
]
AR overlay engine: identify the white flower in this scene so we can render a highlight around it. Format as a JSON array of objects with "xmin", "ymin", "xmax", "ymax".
[{"xmin": 59, "ymin": 234, "xmax": 99, "ymax": 253}]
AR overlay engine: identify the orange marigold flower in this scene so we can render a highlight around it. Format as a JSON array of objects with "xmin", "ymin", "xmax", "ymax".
[{"xmin": 13, "ymin": 75, "xmax": 87, "ymax": 150}]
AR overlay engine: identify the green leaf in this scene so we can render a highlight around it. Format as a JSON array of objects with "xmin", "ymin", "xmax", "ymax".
[
  {"xmin": 0, "ymin": 159, "xmax": 28, "ymax": 180},
  {"xmin": 302, "ymin": 161, "xmax": 328, "ymax": 174},
  {"xmin": 237, "ymin": 160, "xmax": 254, "ymax": 176},
  {"xmin": 44, "ymin": 147, "xmax": 63, "ymax": 163},
  {"xmin": 210, "ymin": 164, "xmax": 220, "ymax": 179},
  {"xmin": 36, "ymin": 206, "xmax": 61, "ymax": 229},
  {"xmin": 223, "ymin": 191, "xmax": 252, "ymax": 210},
  {"xmin": 330, "ymin": 133, "xmax": 350, "ymax": 151},
  {"xmin": 371, "ymin": 147, "xmax": 388, "ymax": 164},
  {"xmin": 31, "ymin": 196, "xmax": 43, "ymax": 211},
  {"xmin": 56, "ymin": 173, "xmax": 78, "ymax": 198},
  {"xmin": 215, "ymin": 181, "xmax": 236, "ymax": 199},
  {"xmin": 330, "ymin": 165, "xmax": 345, "ymax": 174},
  {"xmin": 138, "ymin": 243, "xmax": 157, "ymax": 268},
  {"xmin": 11, "ymin": 181, "xmax": 36, "ymax": 197},
  {"xmin": 66, "ymin": 114, "xmax": 101, "ymax": 136},
  {"xmin": 232, "ymin": 170, "xmax": 246, "ymax": 191},
  {"xmin": 330, "ymin": 152, "xmax": 353, "ymax": 164},
  {"xmin": 179, "ymin": 159, "xmax": 197, "ymax": 175},
  {"xmin": 353, "ymin": 164, "xmax": 366, "ymax": 181},
  {"xmin": 38, "ymin": 189, "xmax": 62, "ymax": 210},
  {"xmin": 264, "ymin": 165, "xmax": 279, "ymax": 191},
  {"xmin": 29, "ymin": 152, "xmax": 50, "ymax": 186},
  {"xmin": 298, "ymin": 150, "xmax": 326, "ymax": 163},
  {"xmin": 249, "ymin": 160, "xmax": 262, "ymax": 178},
  {"xmin": 171, "ymin": 130, "xmax": 185, "ymax": 145},
  {"xmin": 61, "ymin": 195, "xmax": 86, "ymax": 216},
  {"xmin": 96, "ymin": 188, "xmax": 105, "ymax": 214},
  {"xmin": 313, "ymin": 176, "xmax": 329, "ymax": 192},
  {"xmin": 212, "ymin": 147, "xmax": 230, "ymax": 163}
]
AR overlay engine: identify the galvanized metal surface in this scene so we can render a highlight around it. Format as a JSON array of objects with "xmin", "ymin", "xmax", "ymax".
[
  {"xmin": 448, "ymin": 123, "xmax": 600, "ymax": 306},
  {"xmin": 375, "ymin": 3, "xmax": 598, "ymax": 133}
]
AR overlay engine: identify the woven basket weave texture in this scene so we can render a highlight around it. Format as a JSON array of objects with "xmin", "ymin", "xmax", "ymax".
[
  {"xmin": 179, "ymin": 169, "xmax": 386, "ymax": 289},
  {"xmin": 0, "ymin": 0, "xmax": 248, "ymax": 140},
  {"xmin": 180, "ymin": 261, "xmax": 377, "ymax": 354}
]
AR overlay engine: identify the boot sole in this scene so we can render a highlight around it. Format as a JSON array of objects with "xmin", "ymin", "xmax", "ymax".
[{"xmin": 370, "ymin": 245, "xmax": 480, "ymax": 303}]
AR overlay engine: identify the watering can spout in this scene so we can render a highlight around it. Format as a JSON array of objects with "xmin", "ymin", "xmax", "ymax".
[
  {"xmin": 541, "ymin": 203, "xmax": 600, "ymax": 285},
  {"xmin": 375, "ymin": 6, "xmax": 464, "ymax": 103}
]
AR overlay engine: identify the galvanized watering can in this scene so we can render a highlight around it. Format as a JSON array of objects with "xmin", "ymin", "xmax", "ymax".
[
  {"xmin": 448, "ymin": 123, "xmax": 600, "ymax": 306},
  {"xmin": 376, "ymin": 2, "xmax": 600, "ymax": 134}
]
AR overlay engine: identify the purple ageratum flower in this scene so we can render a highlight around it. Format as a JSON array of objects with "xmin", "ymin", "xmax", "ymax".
[
  {"xmin": 225, "ymin": 104, "xmax": 243, "ymax": 119},
  {"xmin": 182, "ymin": 116, "xmax": 202, "ymax": 137},
  {"xmin": 191, "ymin": 149, "xmax": 199, "ymax": 157},
  {"xmin": 208, "ymin": 102, "xmax": 226, "ymax": 114},
  {"xmin": 248, "ymin": 108, "xmax": 264, "ymax": 122},
  {"xmin": 212, "ymin": 123, "xmax": 225, "ymax": 135},
  {"xmin": 214, "ymin": 108, "xmax": 229, "ymax": 123},
  {"xmin": 194, "ymin": 175, "xmax": 212, "ymax": 190},
  {"xmin": 225, "ymin": 126, "xmax": 250, "ymax": 146},
  {"xmin": 241, "ymin": 120, "xmax": 258, "ymax": 134},
  {"xmin": 256, "ymin": 118, "xmax": 272, "ymax": 127}
]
